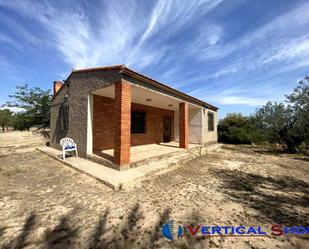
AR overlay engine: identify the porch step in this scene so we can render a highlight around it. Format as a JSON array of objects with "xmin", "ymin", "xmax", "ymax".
[
  {"xmin": 123, "ymin": 143, "xmax": 223, "ymax": 187},
  {"xmin": 130, "ymin": 149, "xmax": 188, "ymax": 168},
  {"xmin": 37, "ymin": 143, "xmax": 222, "ymax": 190},
  {"xmin": 87, "ymin": 153, "xmax": 117, "ymax": 170}
]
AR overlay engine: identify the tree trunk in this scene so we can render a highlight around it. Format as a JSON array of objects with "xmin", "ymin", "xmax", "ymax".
[
  {"xmin": 285, "ymin": 139, "xmax": 299, "ymax": 153},
  {"xmin": 1, "ymin": 126, "xmax": 4, "ymax": 132},
  {"xmin": 279, "ymin": 128, "xmax": 300, "ymax": 153}
]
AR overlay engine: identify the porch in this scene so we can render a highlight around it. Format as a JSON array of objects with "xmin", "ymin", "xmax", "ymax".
[
  {"xmin": 87, "ymin": 79, "xmax": 203, "ymax": 170},
  {"xmin": 91, "ymin": 141, "xmax": 200, "ymax": 168},
  {"xmin": 37, "ymin": 143, "xmax": 222, "ymax": 190}
]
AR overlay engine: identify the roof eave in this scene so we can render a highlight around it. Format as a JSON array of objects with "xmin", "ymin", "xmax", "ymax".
[
  {"xmin": 52, "ymin": 64, "xmax": 219, "ymax": 111},
  {"xmin": 121, "ymin": 67, "xmax": 219, "ymax": 111}
]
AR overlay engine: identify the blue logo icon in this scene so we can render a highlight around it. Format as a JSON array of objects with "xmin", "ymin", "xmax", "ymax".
[{"xmin": 162, "ymin": 220, "xmax": 183, "ymax": 240}]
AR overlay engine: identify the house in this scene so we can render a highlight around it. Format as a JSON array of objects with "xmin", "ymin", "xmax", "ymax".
[{"xmin": 50, "ymin": 65, "xmax": 218, "ymax": 170}]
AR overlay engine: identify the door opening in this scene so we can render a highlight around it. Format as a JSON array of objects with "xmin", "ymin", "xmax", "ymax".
[{"xmin": 163, "ymin": 115, "xmax": 172, "ymax": 143}]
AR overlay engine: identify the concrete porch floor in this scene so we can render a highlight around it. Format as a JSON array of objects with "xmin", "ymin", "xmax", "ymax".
[
  {"xmin": 94, "ymin": 141, "xmax": 200, "ymax": 163},
  {"xmin": 37, "ymin": 143, "xmax": 222, "ymax": 190}
]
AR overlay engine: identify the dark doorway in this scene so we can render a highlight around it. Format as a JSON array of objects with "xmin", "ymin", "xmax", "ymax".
[{"xmin": 163, "ymin": 115, "xmax": 172, "ymax": 142}]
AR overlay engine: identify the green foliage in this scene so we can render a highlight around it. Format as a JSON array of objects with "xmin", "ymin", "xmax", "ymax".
[
  {"xmin": 220, "ymin": 76, "xmax": 309, "ymax": 153},
  {"xmin": 220, "ymin": 127, "xmax": 252, "ymax": 144},
  {"xmin": 286, "ymin": 76, "xmax": 309, "ymax": 145},
  {"xmin": 218, "ymin": 113, "xmax": 263, "ymax": 144},
  {"xmin": 254, "ymin": 101, "xmax": 293, "ymax": 141},
  {"xmin": 6, "ymin": 85, "xmax": 52, "ymax": 129},
  {"xmin": 253, "ymin": 76, "xmax": 309, "ymax": 153},
  {"xmin": 11, "ymin": 113, "xmax": 33, "ymax": 131},
  {"xmin": 0, "ymin": 109, "xmax": 13, "ymax": 132}
]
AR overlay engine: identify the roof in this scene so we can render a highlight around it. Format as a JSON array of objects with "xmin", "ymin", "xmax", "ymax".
[{"xmin": 59, "ymin": 64, "xmax": 218, "ymax": 111}]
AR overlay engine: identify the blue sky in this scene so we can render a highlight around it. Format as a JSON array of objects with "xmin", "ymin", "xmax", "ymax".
[{"xmin": 0, "ymin": 0, "xmax": 308, "ymax": 117}]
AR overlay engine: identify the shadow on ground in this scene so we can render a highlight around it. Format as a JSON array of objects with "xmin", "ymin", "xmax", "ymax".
[
  {"xmin": 0, "ymin": 227, "xmax": 5, "ymax": 237},
  {"xmin": 0, "ymin": 204, "xmax": 213, "ymax": 249},
  {"xmin": 293, "ymin": 157, "xmax": 309, "ymax": 163},
  {"xmin": 44, "ymin": 214, "xmax": 80, "ymax": 249},
  {"xmin": 2, "ymin": 212, "xmax": 36, "ymax": 249},
  {"xmin": 210, "ymin": 168, "xmax": 309, "ymax": 226}
]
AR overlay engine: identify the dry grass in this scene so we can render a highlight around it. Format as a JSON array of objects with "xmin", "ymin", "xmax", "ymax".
[{"xmin": 0, "ymin": 144, "xmax": 308, "ymax": 248}]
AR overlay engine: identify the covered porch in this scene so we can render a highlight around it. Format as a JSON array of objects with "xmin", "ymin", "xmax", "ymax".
[
  {"xmin": 93, "ymin": 141, "xmax": 200, "ymax": 167},
  {"xmin": 87, "ymin": 79, "xmax": 203, "ymax": 169}
]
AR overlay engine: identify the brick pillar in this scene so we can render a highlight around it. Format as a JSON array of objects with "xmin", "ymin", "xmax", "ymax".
[
  {"xmin": 179, "ymin": 102, "xmax": 188, "ymax": 148},
  {"xmin": 53, "ymin": 81, "xmax": 63, "ymax": 95},
  {"xmin": 114, "ymin": 80, "xmax": 131, "ymax": 167}
]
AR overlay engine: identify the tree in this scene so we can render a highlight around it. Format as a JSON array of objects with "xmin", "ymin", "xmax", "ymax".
[
  {"xmin": 218, "ymin": 113, "xmax": 263, "ymax": 144},
  {"xmin": 286, "ymin": 76, "xmax": 309, "ymax": 145},
  {"xmin": 6, "ymin": 85, "xmax": 52, "ymax": 129},
  {"xmin": 0, "ymin": 109, "xmax": 12, "ymax": 132},
  {"xmin": 254, "ymin": 76, "xmax": 309, "ymax": 153},
  {"xmin": 254, "ymin": 102, "xmax": 297, "ymax": 152},
  {"xmin": 11, "ymin": 113, "xmax": 33, "ymax": 131}
]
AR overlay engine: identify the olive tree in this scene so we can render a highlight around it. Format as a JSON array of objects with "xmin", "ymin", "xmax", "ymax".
[
  {"xmin": 0, "ymin": 109, "xmax": 12, "ymax": 132},
  {"xmin": 254, "ymin": 76, "xmax": 309, "ymax": 153}
]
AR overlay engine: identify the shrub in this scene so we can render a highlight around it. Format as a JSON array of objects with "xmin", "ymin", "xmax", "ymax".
[
  {"xmin": 218, "ymin": 113, "xmax": 263, "ymax": 144},
  {"xmin": 12, "ymin": 113, "xmax": 33, "ymax": 131}
]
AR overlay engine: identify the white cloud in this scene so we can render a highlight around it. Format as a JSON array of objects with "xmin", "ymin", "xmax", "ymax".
[
  {"xmin": 141, "ymin": 0, "xmax": 223, "ymax": 43},
  {"xmin": 0, "ymin": 15, "xmax": 39, "ymax": 47},
  {"xmin": 0, "ymin": 33, "xmax": 22, "ymax": 50},
  {"xmin": 0, "ymin": 0, "xmax": 224, "ymax": 70},
  {"xmin": 0, "ymin": 54, "xmax": 18, "ymax": 72},
  {"xmin": 218, "ymin": 96, "xmax": 266, "ymax": 106},
  {"xmin": 261, "ymin": 35, "xmax": 309, "ymax": 65},
  {"xmin": 190, "ymin": 83, "xmax": 289, "ymax": 107},
  {"xmin": 0, "ymin": 0, "xmax": 308, "ymax": 111},
  {"xmin": 194, "ymin": 24, "xmax": 223, "ymax": 47},
  {"xmin": 195, "ymin": 1, "xmax": 309, "ymax": 74},
  {"xmin": 204, "ymin": 32, "xmax": 309, "ymax": 79},
  {"xmin": 0, "ymin": 106, "xmax": 24, "ymax": 113}
]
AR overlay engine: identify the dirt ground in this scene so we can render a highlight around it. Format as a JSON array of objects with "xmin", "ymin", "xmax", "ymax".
[{"xmin": 0, "ymin": 144, "xmax": 308, "ymax": 249}]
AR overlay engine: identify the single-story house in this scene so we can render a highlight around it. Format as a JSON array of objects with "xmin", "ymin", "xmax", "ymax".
[{"xmin": 50, "ymin": 65, "xmax": 218, "ymax": 169}]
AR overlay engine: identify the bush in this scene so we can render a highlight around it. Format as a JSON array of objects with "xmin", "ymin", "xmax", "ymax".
[
  {"xmin": 12, "ymin": 113, "xmax": 33, "ymax": 131},
  {"xmin": 0, "ymin": 109, "xmax": 12, "ymax": 132},
  {"xmin": 218, "ymin": 113, "xmax": 263, "ymax": 144},
  {"xmin": 219, "ymin": 127, "xmax": 253, "ymax": 144},
  {"xmin": 220, "ymin": 127, "xmax": 252, "ymax": 144}
]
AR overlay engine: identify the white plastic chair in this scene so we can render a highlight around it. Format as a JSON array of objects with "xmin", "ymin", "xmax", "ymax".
[{"xmin": 60, "ymin": 138, "xmax": 78, "ymax": 160}]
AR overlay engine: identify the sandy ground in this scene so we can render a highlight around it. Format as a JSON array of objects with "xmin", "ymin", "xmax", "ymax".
[
  {"xmin": 0, "ymin": 143, "xmax": 308, "ymax": 249},
  {"xmin": 0, "ymin": 131, "xmax": 47, "ymax": 155}
]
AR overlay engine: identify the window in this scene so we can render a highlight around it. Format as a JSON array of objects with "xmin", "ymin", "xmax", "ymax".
[
  {"xmin": 208, "ymin": 112, "xmax": 214, "ymax": 131},
  {"xmin": 131, "ymin": 111, "xmax": 146, "ymax": 133}
]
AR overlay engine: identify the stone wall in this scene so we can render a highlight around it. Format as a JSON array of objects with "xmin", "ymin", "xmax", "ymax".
[
  {"xmin": 188, "ymin": 108, "xmax": 203, "ymax": 144},
  {"xmin": 202, "ymin": 109, "xmax": 218, "ymax": 144},
  {"xmin": 50, "ymin": 85, "xmax": 69, "ymax": 150},
  {"xmin": 174, "ymin": 108, "xmax": 204, "ymax": 144},
  {"xmin": 50, "ymin": 70, "xmax": 121, "ymax": 157}
]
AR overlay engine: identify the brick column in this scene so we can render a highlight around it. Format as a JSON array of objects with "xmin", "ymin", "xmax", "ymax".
[
  {"xmin": 179, "ymin": 102, "xmax": 188, "ymax": 148},
  {"xmin": 53, "ymin": 81, "xmax": 63, "ymax": 95},
  {"xmin": 114, "ymin": 80, "xmax": 131, "ymax": 167}
]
